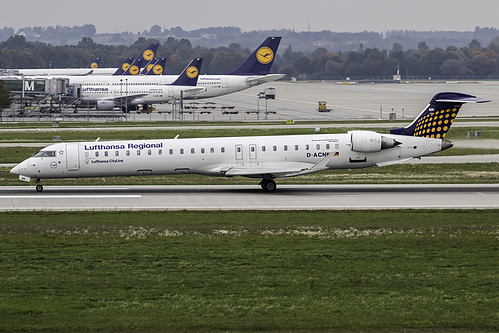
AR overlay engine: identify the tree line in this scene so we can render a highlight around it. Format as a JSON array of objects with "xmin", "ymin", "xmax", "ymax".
[{"xmin": 2, "ymin": 35, "xmax": 499, "ymax": 80}]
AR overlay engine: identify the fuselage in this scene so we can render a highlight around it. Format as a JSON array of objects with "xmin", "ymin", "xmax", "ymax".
[
  {"xmin": 72, "ymin": 74, "xmax": 284, "ymax": 102},
  {"xmin": 11, "ymin": 132, "xmax": 444, "ymax": 180}
]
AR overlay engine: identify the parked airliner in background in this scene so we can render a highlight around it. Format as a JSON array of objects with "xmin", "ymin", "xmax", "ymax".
[
  {"xmin": 2, "ymin": 43, "xmax": 160, "ymax": 76},
  {"xmin": 10, "ymin": 92, "xmax": 489, "ymax": 192},
  {"xmin": 83, "ymin": 58, "xmax": 204, "ymax": 111}
]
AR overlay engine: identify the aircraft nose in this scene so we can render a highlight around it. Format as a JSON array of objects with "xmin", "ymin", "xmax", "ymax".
[{"xmin": 10, "ymin": 161, "xmax": 26, "ymax": 175}]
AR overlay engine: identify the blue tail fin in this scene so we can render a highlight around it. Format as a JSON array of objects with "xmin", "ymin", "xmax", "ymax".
[
  {"xmin": 390, "ymin": 92, "xmax": 489, "ymax": 138},
  {"xmin": 113, "ymin": 57, "xmax": 134, "ymax": 75},
  {"xmin": 123, "ymin": 58, "xmax": 144, "ymax": 75},
  {"xmin": 141, "ymin": 43, "xmax": 159, "ymax": 63},
  {"xmin": 87, "ymin": 57, "xmax": 100, "ymax": 69},
  {"xmin": 140, "ymin": 58, "xmax": 156, "ymax": 74},
  {"xmin": 171, "ymin": 58, "xmax": 202, "ymax": 86},
  {"xmin": 144, "ymin": 58, "xmax": 166, "ymax": 75},
  {"xmin": 112, "ymin": 43, "xmax": 159, "ymax": 75},
  {"xmin": 227, "ymin": 37, "xmax": 281, "ymax": 75}
]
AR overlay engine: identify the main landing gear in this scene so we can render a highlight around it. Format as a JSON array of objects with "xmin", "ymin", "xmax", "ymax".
[
  {"xmin": 260, "ymin": 179, "xmax": 276, "ymax": 192},
  {"xmin": 35, "ymin": 178, "xmax": 44, "ymax": 192}
]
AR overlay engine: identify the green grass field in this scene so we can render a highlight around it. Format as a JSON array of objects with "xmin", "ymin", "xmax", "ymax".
[{"xmin": 0, "ymin": 210, "xmax": 497, "ymax": 332}]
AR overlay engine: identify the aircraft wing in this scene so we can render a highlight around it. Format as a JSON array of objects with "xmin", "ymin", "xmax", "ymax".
[
  {"xmin": 223, "ymin": 151, "xmax": 335, "ymax": 178},
  {"xmin": 182, "ymin": 87, "xmax": 206, "ymax": 94},
  {"xmin": 102, "ymin": 93, "xmax": 148, "ymax": 102},
  {"xmin": 245, "ymin": 74, "xmax": 286, "ymax": 85}
]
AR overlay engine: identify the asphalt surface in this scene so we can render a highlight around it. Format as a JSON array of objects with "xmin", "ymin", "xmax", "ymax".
[{"xmin": 1, "ymin": 184, "xmax": 498, "ymax": 211}]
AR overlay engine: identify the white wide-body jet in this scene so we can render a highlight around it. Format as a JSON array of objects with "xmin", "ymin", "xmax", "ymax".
[
  {"xmin": 11, "ymin": 92, "xmax": 489, "ymax": 192},
  {"xmin": 79, "ymin": 57, "xmax": 204, "ymax": 111}
]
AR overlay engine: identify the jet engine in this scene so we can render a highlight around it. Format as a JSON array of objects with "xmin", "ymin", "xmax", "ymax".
[
  {"xmin": 349, "ymin": 130, "xmax": 399, "ymax": 153},
  {"xmin": 96, "ymin": 100, "xmax": 115, "ymax": 111}
]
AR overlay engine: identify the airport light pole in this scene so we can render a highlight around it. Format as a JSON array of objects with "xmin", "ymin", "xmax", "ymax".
[
  {"xmin": 120, "ymin": 79, "xmax": 123, "ymax": 121},
  {"xmin": 125, "ymin": 78, "xmax": 128, "ymax": 121}
]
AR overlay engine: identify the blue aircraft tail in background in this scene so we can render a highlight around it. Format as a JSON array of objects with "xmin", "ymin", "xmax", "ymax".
[
  {"xmin": 171, "ymin": 58, "xmax": 202, "ymax": 86},
  {"xmin": 144, "ymin": 58, "xmax": 166, "ymax": 75},
  {"xmin": 112, "ymin": 43, "xmax": 159, "ymax": 75},
  {"xmin": 87, "ymin": 57, "xmax": 100, "ymax": 69},
  {"xmin": 390, "ymin": 92, "xmax": 490, "ymax": 138},
  {"xmin": 113, "ymin": 57, "xmax": 134, "ymax": 75},
  {"xmin": 123, "ymin": 58, "xmax": 144, "ymax": 75},
  {"xmin": 227, "ymin": 37, "xmax": 281, "ymax": 75}
]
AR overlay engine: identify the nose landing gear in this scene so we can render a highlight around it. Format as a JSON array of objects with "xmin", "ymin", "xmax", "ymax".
[{"xmin": 35, "ymin": 178, "xmax": 44, "ymax": 192}]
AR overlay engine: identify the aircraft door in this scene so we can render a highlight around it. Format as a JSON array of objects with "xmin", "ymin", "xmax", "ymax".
[
  {"xmin": 249, "ymin": 144, "xmax": 257, "ymax": 159},
  {"xmin": 66, "ymin": 143, "xmax": 80, "ymax": 171},
  {"xmin": 235, "ymin": 144, "xmax": 243, "ymax": 160}
]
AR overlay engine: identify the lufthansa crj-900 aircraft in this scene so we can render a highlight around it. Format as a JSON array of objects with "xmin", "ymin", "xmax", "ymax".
[{"xmin": 10, "ymin": 92, "xmax": 489, "ymax": 192}]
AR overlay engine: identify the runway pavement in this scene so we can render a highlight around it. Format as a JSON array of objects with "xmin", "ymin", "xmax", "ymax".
[{"xmin": 1, "ymin": 184, "xmax": 498, "ymax": 211}]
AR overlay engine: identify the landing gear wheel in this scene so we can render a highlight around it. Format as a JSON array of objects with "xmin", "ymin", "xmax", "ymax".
[
  {"xmin": 260, "ymin": 179, "xmax": 277, "ymax": 192},
  {"xmin": 36, "ymin": 184, "xmax": 43, "ymax": 192}
]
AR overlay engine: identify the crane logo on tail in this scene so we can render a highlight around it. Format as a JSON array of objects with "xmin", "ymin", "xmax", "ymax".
[
  {"xmin": 152, "ymin": 64, "xmax": 164, "ymax": 75},
  {"xmin": 186, "ymin": 66, "xmax": 199, "ymax": 79},
  {"xmin": 257, "ymin": 47, "xmax": 273, "ymax": 64},
  {"xmin": 142, "ymin": 49, "xmax": 155, "ymax": 61}
]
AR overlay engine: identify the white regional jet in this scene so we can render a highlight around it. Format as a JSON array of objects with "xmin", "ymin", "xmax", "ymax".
[{"xmin": 10, "ymin": 92, "xmax": 489, "ymax": 192}]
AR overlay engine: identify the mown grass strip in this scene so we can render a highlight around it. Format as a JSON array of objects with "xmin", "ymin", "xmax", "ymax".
[{"xmin": 0, "ymin": 210, "xmax": 497, "ymax": 332}]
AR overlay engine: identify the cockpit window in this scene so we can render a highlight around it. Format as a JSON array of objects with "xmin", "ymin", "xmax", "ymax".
[{"xmin": 33, "ymin": 150, "xmax": 56, "ymax": 157}]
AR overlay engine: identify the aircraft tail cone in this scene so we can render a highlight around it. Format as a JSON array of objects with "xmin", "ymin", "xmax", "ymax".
[{"xmin": 441, "ymin": 139, "xmax": 453, "ymax": 151}]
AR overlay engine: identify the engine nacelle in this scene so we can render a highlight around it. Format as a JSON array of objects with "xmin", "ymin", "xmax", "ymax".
[
  {"xmin": 349, "ymin": 130, "xmax": 399, "ymax": 153},
  {"xmin": 96, "ymin": 100, "xmax": 115, "ymax": 111}
]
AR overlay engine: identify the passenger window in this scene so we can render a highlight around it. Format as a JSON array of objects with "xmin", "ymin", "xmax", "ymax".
[
  {"xmin": 95, "ymin": 152, "xmax": 99, "ymax": 157},
  {"xmin": 85, "ymin": 152, "xmax": 89, "ymax": 158},
  {"xmin": 316, "ymin": 144, "xmax": 321, "ymax": 150},
  {"xmin": 305, "ymin": 144, "xmax": 310, "ymax": 150},
  {"xmin": 169, "ymin": 149, "xmax": 173, "ymax": 155},
  {"xmin": 148, "ymin": 150, "xmax": 152, "ymax": 155},
  {"xmin": 273, "ymin": 145, "xmax": 277, "ymax": 151},
  {"xmin": 115, "ymin": 151, "xmax": 119, "ymax": 156},
  {"xmin": 191, "ymin": 148, "xmax": 195, "ymax": 154},
  {"xmin": 221, "ymin": 147, "xmax": 225, "ymax": 153},
  {"xmin": 335, "ymin": 143, "xmax": 339, "ymax": 149},
  {"xmin": 159, "ymin": 149, "xmax": 162, "ymax": 155},
  {"xmin": 137, "ymin": 150, "xmax": 141, "ymax": 156},
  {"xmin": 295, "ymin": 145, "xmax": 299, "ymax": 150},
  {"xmin": 104, "ymin": 151, "xmax": 108, "ymax": 157},
  {"xmin": 201, "ymin": 148, "xmax": 205, "ymax": 154},
  {"xmin": 180, "ymin": 149, "xmax": 184, "ymax": 154},
  {"xmin": 262, "ymin": 146, "xmax": 266, "ymax": 152},
  {"xmin": 326, "ymin": 144, "xmax": 330, "ymax": 150},
  {"xmin": 126, "ymin": 150, "xmax": 130, "ymax": 156},
  {"xmin": 284, "ymin": 145, "xmax": 288, "ymax": 151},
  {"xmin": 210, "ymin": 147, "xmax": 215, "ymax": 153}
]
